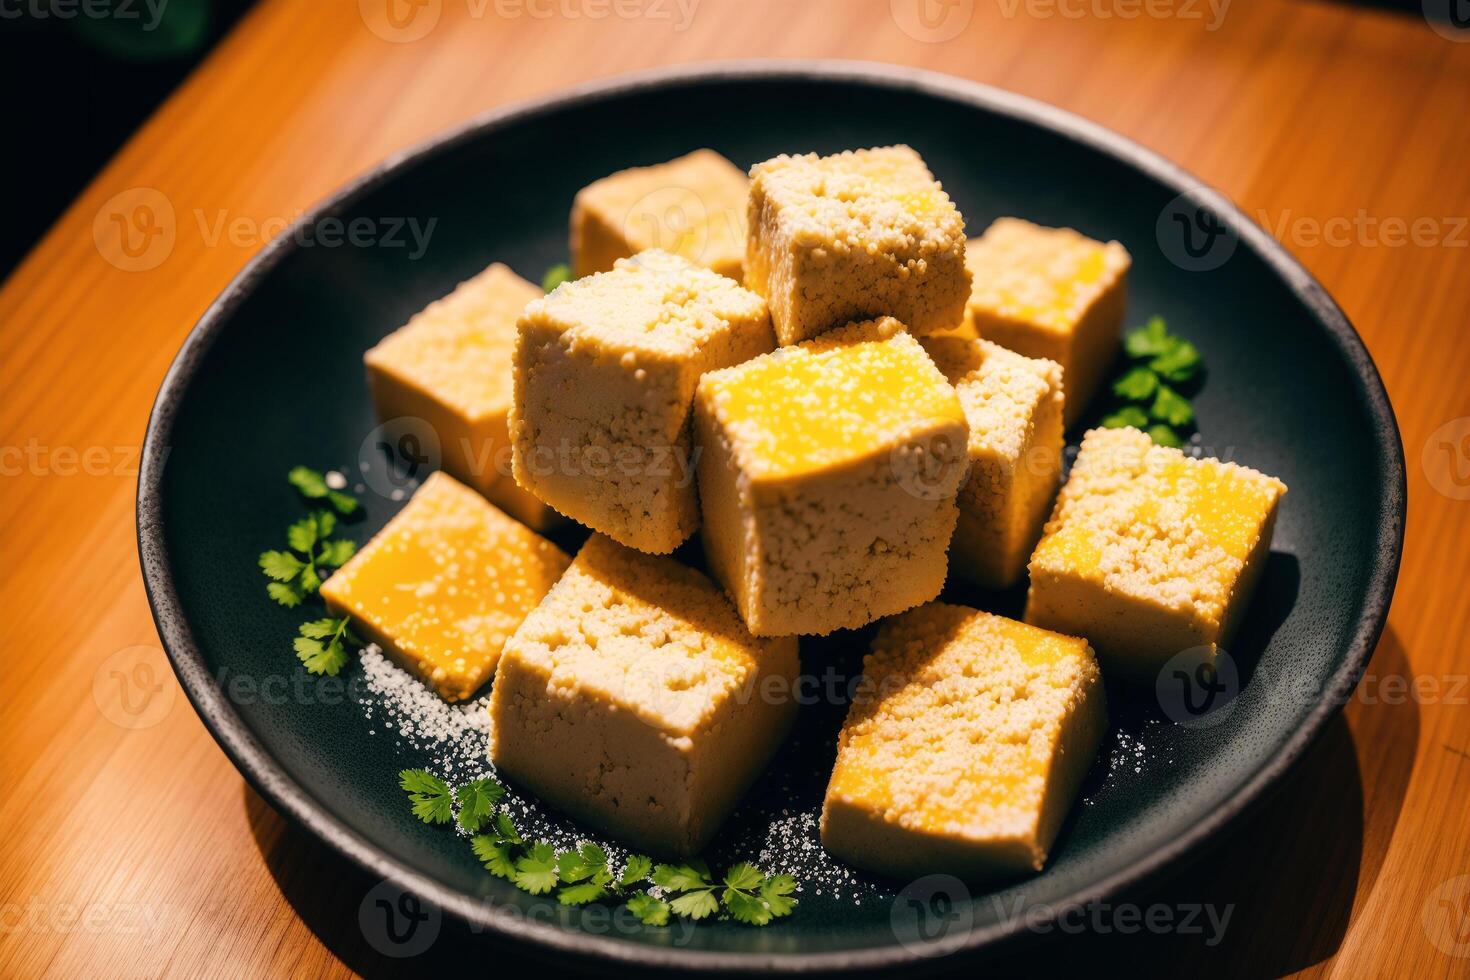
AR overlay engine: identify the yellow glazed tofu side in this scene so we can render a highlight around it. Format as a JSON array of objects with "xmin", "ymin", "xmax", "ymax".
[
  {"xmin": 967, "ymin": 217, "xmax": 1131, "ymax": 426},
  {"xmin": 570, "ymin": 149, "xmax": 749, "ymax": 280},
  {"xmin": 509, "ymin": 250, "xmax": 774, "ymax": 554},
  {"xmin": 489, "ymin": 535, "xmax": 799, "ymax": 857},
  {"xmin": 1026, "ymin": 426, "xmax": 1287, "ymax": 680},
  {"xmin": 364, "ymin": 262, "xmax": 560, "ymax": 529},
  {"xmin": 821, "ymin": 603, "xmax": 1106, "ymax": 880},
  {"xmin": 745, "ymin": 146, "xmax": 971, "ymax": 345},
  {"xmin": 320, "ymin": 472, "xmax": 571, "ymax": 702},
  {"xmin": 921, "ymin": 336, "xmax": 1066, "ymax": 589},
  {"xmin": 694, "ymin": 318, "xmax": 969, "ymax": 637}
]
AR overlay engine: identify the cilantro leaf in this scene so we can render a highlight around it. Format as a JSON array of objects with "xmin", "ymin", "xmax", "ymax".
[
  {"xmin": 289, "ymin": 467, "xmax": 359, "ymax": 515},
  {"xmin": 287, "ymin": 516, "xmax": 319, "ymax": 553},
  {"xmin": 620, "ymin": 854, "xmax": 652, "ymax": 887},
  {"xmin": 492, "ymin": 811, "xmax": 522, "ymax": 845},
  {"xmin": 513, "ymin": 843, "xmax": 560, "ymax": 895},
  {"xmin": 1124, "ymin": 316, "xmax": 1172, "ymax": 358},
  {"xmin": 761, "ymin": 875, "xmax": 797, "ymax": 918},
  {"xmin": 259, "ymin": 550, "xmax": 303, "ymax": 581},
  {"xmin": 558, "ymin": 842, "xmax": 609, "ymax": 883},
  {"xmin": 1150, "ymin": 338, "xmax": 1201, "ymax": 382},
  {"xmin": 288, "ymin": 466, "xmax": 329, "ymax": 498},
  {"xmin": 1147, "ymin": 424, "xmax": 1185, "ymax": 448},
  {"xmin": 725, "ymin": 889, "xmax": 771, "ymax": 925},
  {"xmin": 627, "ymin": 892, "xmax": 670, "ymax": 926},
  {"xmin": 293, "ymin": 617, "xmax": 350, "ymax": 675},
  {"xmin": 669, "ymin": 890, "xmax": 720, "ymax": 920},
  {"xmin": 558, "ymin": 881, "xmax": 609, "ymax": 906},
  {"xmin": 1150, "ymin": 385, "xmax": 1195, "ymax": 427},
  {"xmin": 455, "ymin": 778, "xmax": 505, "ymax": 832},
  {"xmin": 723, "ymin": 862, "xmax": 764, "ymax": 891},
  {"xmin": 1112, "ymin": 366, "xmax": 1159, "ymax": 401},
  {"xmin": 327, "ymin": 489, "xmax": 360, "ymax": 515},
  {"xmin": 471, "ymin": 835, "xmax": 517, "ymax": 878},
  {"xmin": 1101, "ymin": 406, "xmax": 1149, "ymax": 429},
  {"xmin": 399, "ymin": 769, "xmax": 454, "ymax": 825},
  {"xmin": 652, "ymin": 862, "xmax": 712, "ymax": 891},
  {"xmin": 318, "ymin": 538, "xmax": 356, "ymax": 567},
  {"xmin": 266, "ymin": 580, "xmax": 304, "ymax": 608},
  {"xmin": 541, "ymin": 263, "xmax": 572, "ymax": 293}
]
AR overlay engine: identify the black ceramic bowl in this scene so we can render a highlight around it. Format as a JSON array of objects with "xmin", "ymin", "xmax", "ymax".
[{"xmin": 138, "ymin": 61, "xmax": 1404, "ymax": 973}]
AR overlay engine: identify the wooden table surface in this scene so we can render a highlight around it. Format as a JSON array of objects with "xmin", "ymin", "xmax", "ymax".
[{"xmin": 3, "ymin": 0, "xmax": 1469, "ymax": 976}]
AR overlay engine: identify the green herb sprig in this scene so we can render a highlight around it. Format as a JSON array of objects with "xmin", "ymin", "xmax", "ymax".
[
  {"xmin": 400, "ymin": 769, "xmax": 797, "ymax": 927},
  {"xmin": 259, "ymin": 467, "xmax": 364, "ymax": 677},
  {"xmin": 258, "ymin": 508, "xmax": 357, "ymax": 608},
  {"xmin": 1101, "ymin": 316, "xmax": 1202, "ymax": 448}
]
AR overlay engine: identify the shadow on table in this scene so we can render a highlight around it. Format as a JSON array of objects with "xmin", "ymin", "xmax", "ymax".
[{"xmin": 245, "ymin": 625, "xmax": 1417, "ymax": 979}]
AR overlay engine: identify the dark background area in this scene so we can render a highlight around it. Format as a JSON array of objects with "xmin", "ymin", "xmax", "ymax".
[{"xmin": 0, "ymin": 0, "xmax": 256, "ymax": 276}]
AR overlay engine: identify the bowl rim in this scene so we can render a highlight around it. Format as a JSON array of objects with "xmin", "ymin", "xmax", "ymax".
[{"xmin": 136, "ymin": 58, "xmax": 1406, "ymax": 972}]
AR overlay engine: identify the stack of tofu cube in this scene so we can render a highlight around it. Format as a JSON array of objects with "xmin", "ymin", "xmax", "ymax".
[{"xmin": 324, "ymin": 144, "xmax": 1285, "ymax": 879}]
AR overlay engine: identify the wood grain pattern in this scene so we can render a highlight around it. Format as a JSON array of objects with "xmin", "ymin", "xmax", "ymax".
[{"xmin": 2, "ymin": 0, "xmax": 1469, "ymax": 975}]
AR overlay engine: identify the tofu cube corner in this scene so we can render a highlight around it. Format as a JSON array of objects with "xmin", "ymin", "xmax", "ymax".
[
  {"xmin": 570, "ymin": 149, "xmax": 749, "ymax": 281},
  {"xmin": 965, "ymin": 217, "xmax": 1131, "ymax": 427},
  {"xmin": 745, "ymin": 145, "xmax": 971, "ymax": 346},
  {"xmin": 320, "ymin": 472, "xmax": 571, "ymax": 702},
  {"xmin": 489, "ymin": 535, "xmax": 800, "ymax": 857},
  {"xmin": 364, "ymin": 262, "xmax": 560, "ymax": 529},
  {"xmin": 510, "ymin": 249, "xmax": 774, "ymax": 554},
  {"xmin": 694, "ymin": 317, "xmax": 969, "ymax": 636},
  {"xmin": 1025, "ymin": 426, "xmax": 1287, "ymax": 681},
  {"xmin": 820, "ymin": 602, "xmax": 1106, "ymax": 880}
]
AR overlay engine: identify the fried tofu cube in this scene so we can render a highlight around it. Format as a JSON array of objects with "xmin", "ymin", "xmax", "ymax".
[
  {"xmin": 510, "ymin": 249, "xmax": 774, "ymax": 554},
  {"xmin": 570, "ymin": 149, "xmax": 749, "ymax": 281},
  {"xmin": 966, "ymin": 218, "xmax": 1131, "ymax": 426},
  {"xmin": 489, "ymin": 535, "xmax": 799, "ymax": 856},
  {"xmin": 821, "ymin": 602, "xmax": 1106, "ymax": 880},
  {"xmin": 1026, "ymin": 426, "xmax": 1287, "ymax": 680},
  {"xmin": 364, "ymin": 262, "xmax": 559, "ymax": 529},
  {"xmin": 320, "ymin": 472, "xmax": 571, "ymax": 701},
  {"xmin": 922, "ymin": 336, "xmax": 1065, "ymax": 589},
  {"xmin": 745, "ymin": 145, "xmax": 971, "ymax": 345},
  {"xmin": 694, "ymin": 317, "xmax": 969, "ymax": 636}
]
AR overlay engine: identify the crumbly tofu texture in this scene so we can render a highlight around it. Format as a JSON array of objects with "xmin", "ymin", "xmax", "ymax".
[
  {"xmin": 510, "ymin": 249, "xmax": 774, "ymax": 554},
  {"xmin": 489, "ymin": 535, "xmax": 799, "ymax": 856},
  {"xmin": 1026, "ymin": 426, "xmax": 1287, "ymax": 680},
  {"xmin": 821, "ymin": 602, "xmax": 1106, "ymax": 880},
  {"xmin": 570, "ymin": 149, "xmax": 749, "ymax": 281},
  {"xmin": 695, "ymin": 317, "xmax": 969, "ymax": 636},
  {"xmin": 365, "ymin": 263, "xmax": 559, "ymax": 529},
  {"xmin": 745, "ymin": 145, "xmax": 971, "ymax": 345},
  {"xmin": 967, "ymin": 218, "xmax": 1131, "ymax": 426},
  {"xmin": 922, "ymin": 337, "xmax": 1065, "ymax": 589},
  {"xmin": 924, "ymin": 236, "xmax": 986, "ymax": 340},
  {"xmin": 320, "ymin": 472, "xmax": 571, "ymax": 702}
]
